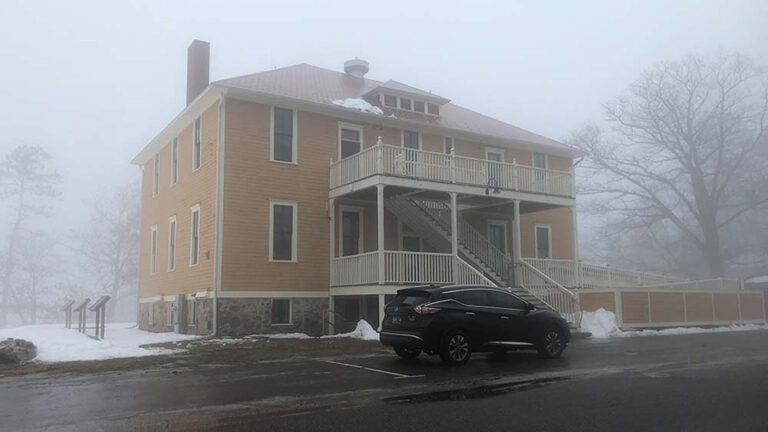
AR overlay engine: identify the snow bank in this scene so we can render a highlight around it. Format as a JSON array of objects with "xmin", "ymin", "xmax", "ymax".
[
  {"xmin": 322, "ymin": 320, "xmax": 379, "ymax": 341},
  {"xmin": 0, "ymin": 323, "xmax": 200, "ymax": 363},
  {"xmin": 332, "ymin": 98, "xmax": 384, "ymax": 115},
  {"xmin": 247, "ymin": 332, "xmax": 312, "ymax": 340},
  {"xmin": 581, "ymin": 308, "xmax": 768, "ymax": 339}
]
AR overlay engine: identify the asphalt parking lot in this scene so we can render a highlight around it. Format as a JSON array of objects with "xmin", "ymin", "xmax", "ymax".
[{"xmin": 2, "ymin": 329, "xmax": 768, "ymax": 431}]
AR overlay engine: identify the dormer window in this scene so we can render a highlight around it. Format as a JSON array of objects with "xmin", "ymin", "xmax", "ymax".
[
  {"xmin": 383, "ymin": 94, "xmax": 397, "ymax": 108},
  {"xmin": 427, "ymin": 103, "xmax": 439, "ymax": 115},
  {"xmin": 399, "ymin": 97, "xmax": 412, "ymax": 110},
  {"xmin": 414, "ymin": 101, "xmax": 425, "ymax": 113}
]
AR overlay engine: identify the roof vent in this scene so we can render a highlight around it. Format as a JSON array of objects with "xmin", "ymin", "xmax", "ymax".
[{"xmin": 344, "ymin": 58, "xmax": 369, "ymax": 78}]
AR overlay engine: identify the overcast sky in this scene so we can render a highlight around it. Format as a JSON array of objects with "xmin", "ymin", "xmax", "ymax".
[{"xmin": 1, "ymin": 0, "xmax": 766, "ymax": 227}]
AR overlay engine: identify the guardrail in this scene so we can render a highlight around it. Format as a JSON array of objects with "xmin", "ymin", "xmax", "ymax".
[{"xmin": 330, "ymin": 143, "xmax": 575, "ymax": 198}]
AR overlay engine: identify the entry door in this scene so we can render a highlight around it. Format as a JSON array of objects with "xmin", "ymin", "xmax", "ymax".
[
  {"xmin": 403, "ymin": 130, "xmax": 420, "ymax": 177},
  {"xmin": 401, "ymin": 223, "xmax": 421, "ymax": 282},
  {"xmin": 487, "ymin": 151, "xmax": 504, "ymax": 189},
  {"xmin": 341, "ymin": 210, "xmax": 361, "ymax": 256},
  {"xmin": 488, "ymin": 222, "xmax": 507, "ymax": 254}
]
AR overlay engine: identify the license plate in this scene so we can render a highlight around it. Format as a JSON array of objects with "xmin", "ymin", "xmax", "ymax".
[{"xmin": 392, "ymin": 316, "xmax": 402, "ymax": 324}]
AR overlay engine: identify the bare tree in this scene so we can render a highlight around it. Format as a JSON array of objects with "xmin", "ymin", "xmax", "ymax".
[
  {"xmin": 0, "ymin": 146, "xmax": 60, "ymax": 327},
  {"xmin": 15, "ymin": 231, "xmax": 59, "ymax": 324},
  {"xmin": 570, "ymin": 54, "xmax": 768, "ymax": 278},
  {"xmin": 76, "ymin": 183, "xmax": 139, "ymax": 321}
]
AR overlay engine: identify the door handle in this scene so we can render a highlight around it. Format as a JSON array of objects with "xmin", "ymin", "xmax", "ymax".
[
  {"xmin": 500, "ymin": 316, "xmax": 510, "ymax": 320},
  {"xmin": 465, "ymin": 312, "xmax": 476, "ymax": 316}
]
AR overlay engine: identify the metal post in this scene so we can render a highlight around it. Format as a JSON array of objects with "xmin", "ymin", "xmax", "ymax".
[
  {"xmin": 377, "ymin": 184, "xmax": 385, "ymax": 285},
  {"xmin": 450, "ymin": 192, "xmax": 458, "ymax": 282}
]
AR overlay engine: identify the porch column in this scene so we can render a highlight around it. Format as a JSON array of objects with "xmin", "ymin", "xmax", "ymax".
[
  {"xmin": 512, "ymin": 199, "xmax": 522, "ymax": 263},
  {"xmin": 571, "ymin": 205, "xmax": 581, "ymax": 289},
  {"xmin": 328, "ymin": 295, "xmax": 335, "ymax": 335},
  {"xmin": 450, "ymin": 192, "xmax": 459, "ymax": 282},
  {"xmin": 329, "ymin": 198, "xmax": 335, "ymax": 285},
  {"xmin": 377, "ymin": 184, "xmax": 385, "ymax": 285},
  {"xmin": 377, "ymin": 293, "xmax": 385, "ymax": 331}
]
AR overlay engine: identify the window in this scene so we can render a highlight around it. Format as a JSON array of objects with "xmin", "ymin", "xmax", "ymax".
[
  {"xmin": 193, "ymin": 117, "xmax": 202, "ymax": 170},
  {"xmin": 447, "ymin": 290, "xmax": 488, "ymax": 306},
  {"xmin": 339, "ymin": 125, "xmax": 362, "ymax": 159},
  {"xmin": 150, "ymin": 225, "xmax": 158, "ymax": 275},
  {"xmin": 444, "ymin": 137, "xmax": 453, "ymax": 154},
  {"xmin": 190, "ymin": 205, "xmax": 200, "ymax": 265},
  {"xmin": 340, "ymin": 206, "xmax": 363, "ymax": 256},
  {"xmin": 413, "ymin": 100, "xmax": 425, "ymax": 113},
  {"xmin": 488, "ymin": 291, "xmax": 527, "ymax": 310},
  {"xmin": 427, "ymin": 103, "xmax": 439, "ymax": 115},
  {"xmin": 399, "ymin": 97, "xmax": 412, "ymax": 110},
  {"xmin": 488, "ymin": 221, "xmax": 507, "ymax": 254},
  {"xmin": 170, "ymin": 138, "xmax": 178, "ymax": 185},
  {"xmin": 383, "ymin": 94, "xmax": 397, "ymax": 107},
  {"xmin": 403, "ymin": 130, "xmax": 420, "ymax": 149},
  {"xmin": 168, "ymin": 216, "xmax": 176, "ymax": 271},
  {"xmin": 271, "ymin": 107, "xmax": 296, "ymax": 163},
  {"xmin": 535, "ymin": 225, "xmax": 551, "ymax": 259},
  {"xmin": 152, "ymin": 154, "xmax": 160, "ymax": 196},
  {"xmin": 270, "ymin": 200, "xmax": 297, "ymax": 261},
  {"xmin": 533, "ymin": 152, "xmax": 547, "ymax": 169},
  {"xmin": 271, "ymin": 299, "xmax": 291, "ymax": 325}
]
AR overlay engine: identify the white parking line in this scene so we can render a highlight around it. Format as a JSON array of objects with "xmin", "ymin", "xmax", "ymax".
[{"xmin": 321, "ymin": 360, "xmax": 424, "ymax": 379}]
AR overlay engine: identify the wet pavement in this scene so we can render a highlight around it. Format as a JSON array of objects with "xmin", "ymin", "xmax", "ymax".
[{"xmin": 2, "ymin": 330, "xmax": 768, "ymax": 431}]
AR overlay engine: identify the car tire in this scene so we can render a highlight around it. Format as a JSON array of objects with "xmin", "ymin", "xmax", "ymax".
[
  {"xmin": 440, "ymin": 330, "xmax": 472, "ymax": 366},
  {"xmin": 536, "ymin": 325, "xmax": 566, "ymax": 359},
  {"xmin": 394, "ymin": 346, "xmax": 421, "ymax": 359}
]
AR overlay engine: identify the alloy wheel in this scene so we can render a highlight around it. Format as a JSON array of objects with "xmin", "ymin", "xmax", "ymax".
[
  {"xmin": 544, "ymin": 329, "xmax": 563, "ymax": 355},
  {"xmin": 448, "ymin": 334, "xmax": 469, "ymax": 361}
]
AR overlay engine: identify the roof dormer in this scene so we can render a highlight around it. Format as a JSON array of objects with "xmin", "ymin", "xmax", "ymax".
[{"xmin": 364, "ymin": 80, "xmax": 449, "ymax": 117}]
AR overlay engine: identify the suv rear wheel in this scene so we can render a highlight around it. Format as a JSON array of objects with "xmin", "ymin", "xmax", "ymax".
[
  {"xmin": 537, "ymin": 326, "xmax": 566, "ymax": 359},
  {"xmin": 440, "ymin": 330, "xmax": 472, "ymax": 365},
  {"xmin": 394, "ymin": 346, "xmax": 421, "ymax": 359}
]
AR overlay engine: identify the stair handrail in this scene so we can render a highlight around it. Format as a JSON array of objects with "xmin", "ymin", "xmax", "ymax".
[{"xmin": 518, "ymin": 260, "xmax": 577, "ymax": 300}]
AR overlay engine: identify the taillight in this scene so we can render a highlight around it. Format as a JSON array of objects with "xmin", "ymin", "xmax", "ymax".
[{"xmin": 413, "ymin": 303, "xmax": 440, "ymax": 314}]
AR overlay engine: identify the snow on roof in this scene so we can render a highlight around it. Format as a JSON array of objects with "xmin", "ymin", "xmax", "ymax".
[{"xmin": 332, "ymin": 98, "xmax": 383, "ymax": 115}]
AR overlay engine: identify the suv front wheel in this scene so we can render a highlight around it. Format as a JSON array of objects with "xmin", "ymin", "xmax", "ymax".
[
  {"xmin": 394, "ymin": 346, "xmax": 421, "ymax": 359},
  {"xmin": 440, "ymin": 330, "xmax": 472, "ymax": 365},
  {"xmin": 537, "ymin": 326, "xmax": 566, "ymax": 359}
]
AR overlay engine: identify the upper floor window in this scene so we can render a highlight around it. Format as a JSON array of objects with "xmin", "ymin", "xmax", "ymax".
[
  {"xmin": 150, "ymin": 225, "xmax": 158, "ymax": 275},
  {"xmin": 339, "ymin": 124, "xmax": 363, "ymax": 159},
  {"xmin": 193, "ymin": 117, "xmax": 202, "ymax": 170},
  {"xmin": 271, "ymin": 107, "xmax": 297, "ymax": 163},
  {"xmin": 533, "ymin": 152, "xmax": 547, "ymax": 169},
  {"xmin": 444, "ymin": 137, "xmax": 454, "ymax": 154},
  {"xmin": 383, "ymin": 94, "xmax": 397, "ymax": 108},
  {"xmin": 535, "ymin": 225, "xmax": 551, "ymax": 259},
  {"xmin": 170, "ymin": 137, "xmax": 178, "ymax": 185},
  {"xmin": 427, "ymin": 103, "xmax": 439, "ymax": 115},
  {"xmin": 380, "ymin": 93, "xmax": 439, "ymax": 116},
  {"xmin": 152, "ymin": 154, "xmax": 160, "ymax": 196},
  {"xmin": 168, "ymin": 216, "xmax": 177, "ymax": 271},
  {"xmin": 413, "ymin": 100, "xmax": 425, "ymax": 113},
  {"xmin": 190, "ymin": 205, "xmax": 201, "ymax": 266},
  {"xmin": 399, "ymin": 97, "xmax": 412, "ymax": 110},
  {"xmin": 270, "ymin": 199, "xmax": 298, "ymax": 262}
]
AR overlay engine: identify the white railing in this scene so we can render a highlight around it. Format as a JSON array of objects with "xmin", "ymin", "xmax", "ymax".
[
  {"xmin": 331, "ymin": 252, "xmax": 379, "ymax": 286},
  {"xmin": 516, "ymin": 261, "xmax": 580, "ymax": 326},
  {"xmin": 383, "ymin": 251, "xmax": 454, "ymax": 284},
  {"xmin": 456, "ymin": 258, "xmax": 497, "ymax": 286},
  {"xmin": 523, "ymin": 258, "xmax": 685, "ymax": 289},
  {"xmin": 330, "ymin": 143, "xmax": 575, "ymax": 198},
  {"xmin": 639, "ymin": 278, "xmax": 743, "ymax": 291}
]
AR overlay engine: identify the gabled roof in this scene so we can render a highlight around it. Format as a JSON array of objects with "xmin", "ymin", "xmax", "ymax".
[{"xmin": 213, "ymin": 64, "xmax": 576, "ymax": 155}]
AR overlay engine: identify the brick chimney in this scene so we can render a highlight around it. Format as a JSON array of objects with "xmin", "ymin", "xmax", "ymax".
[{"xmin": 186, "ymin": 40, "xmax": 210, "ymax": 106}]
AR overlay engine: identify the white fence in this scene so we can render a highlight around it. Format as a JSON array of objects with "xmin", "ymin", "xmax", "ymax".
[
  {"xmin": 640, "ymin": 278, "xmax": 743, "ymax": 291},
  {"xmin": 331, "ymin": 252, "xmax": 379, "ymax": 286},
  {"xmin": 523, "ymin": 258, "xmax": 685, "ymax": 289},
  {"xmin": 330, "ymin": 143, "xmax": 575, "ymax": 198}
]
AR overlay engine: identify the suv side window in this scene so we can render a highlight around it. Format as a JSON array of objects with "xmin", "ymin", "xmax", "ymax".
[
  {"xmin": 447, "ymin": 290, "xmax": 488, "ymax": 307},
  {"xmin": 487, "ymin": 291, "xmax": 527, "ymax": 310}
]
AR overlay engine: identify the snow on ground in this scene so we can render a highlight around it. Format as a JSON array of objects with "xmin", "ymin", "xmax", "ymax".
[
  {"xmin": 581, "ymin": 308, "xmax": 768, "ymax": 339},
  {"xmin": 0, "ymin": 323, "xmax": 200, "ymax": 363},
  {"xmin": 332, "ymin": 98, "xmax": 384, "ymax": 115},
  {"xmin": 321, "ymin": 319, "xmax": 379, "ymax": 341},
  {"xmin": 199, "ymin": 320, "xmax": 379, "ymax": 345}
]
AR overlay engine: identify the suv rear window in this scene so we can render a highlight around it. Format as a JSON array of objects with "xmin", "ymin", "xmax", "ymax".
[{"xmin": 390, "ymin": 293, "xmax": 430, "ymax": 307}]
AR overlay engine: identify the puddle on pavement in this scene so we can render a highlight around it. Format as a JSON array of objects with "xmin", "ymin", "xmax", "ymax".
[{"xmin": 383, "ymin": 376, "xmax": 571, "ymax": 404}]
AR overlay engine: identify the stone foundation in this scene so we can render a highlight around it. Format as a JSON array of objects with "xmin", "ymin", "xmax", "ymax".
[
  {"xmin": 138, "ymin": 298, "xmax": 214, "ymax": 335},
  {"xmin": 217, "ymin": 297, "xmax": 328, "ymax": 337}
]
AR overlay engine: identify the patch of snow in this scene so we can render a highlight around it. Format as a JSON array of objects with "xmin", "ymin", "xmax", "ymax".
[
  {"xmin": 0, "ymin": 323, "xmax": 200, "ymax": 363},
  {"xmin": 332, "ymin": 98, "xmax": 384, "ymax": 115},
  {"xmin": 322, "ymin": 320, "xmax": 379, "ymax": 341},
  {"xmin": 581, "ymin": 308, "xmax": 768, "ymax": 339},
  {"xmin": 247, "ymin": 333, "xmax": 312, "ymax": 340},
  {"xmin": 747, "ymin": 275, "xmax": 768, "ymax": 283}
]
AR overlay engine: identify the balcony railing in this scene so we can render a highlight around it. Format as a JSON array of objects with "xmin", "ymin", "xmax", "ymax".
[
  {"xmin": 330, "ymin": 143, "xmax": 575, "ymax": 198},
  {"xmin": 331, "ymin": 251, "xmax": 494, "ymax": 287},
  {"xmin": 522, "ymin": 258, "xmax": 687, "ymax": 289}
]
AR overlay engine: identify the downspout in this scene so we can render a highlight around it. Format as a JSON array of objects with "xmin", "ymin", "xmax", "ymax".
[{"xmin": 212, "ymin": 91, "xmax": 227, "ymax": 336}]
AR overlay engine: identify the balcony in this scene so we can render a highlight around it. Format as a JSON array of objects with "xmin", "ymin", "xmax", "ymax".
[{"xmin": 330, "ymin": 142, "xmax": 575, "ymax": 199}]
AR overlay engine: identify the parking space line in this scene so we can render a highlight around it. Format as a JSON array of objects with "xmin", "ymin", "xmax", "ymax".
[{"xmin": 321, "ymin": 360, "xmax": 424, "ymax": 379}]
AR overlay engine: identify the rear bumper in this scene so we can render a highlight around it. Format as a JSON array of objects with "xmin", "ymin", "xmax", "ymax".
[{"xmin": 379, "ymin": 330, "xmax": 425, "ymax": 350}]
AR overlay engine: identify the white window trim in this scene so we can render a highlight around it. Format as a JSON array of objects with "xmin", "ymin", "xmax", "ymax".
[
  {"xmin": 485, "ymin": 147, "xmax": 505, "ymax": 162},
  {"xmin": 532, "ymin": 151, "xmax": 548, "ymax": 169},
  {"xmin": 152, "ymin": 154, "xmax": 160, "ymax": 197},
  {"xmin": 398, "ymin": 219, "xmax": 423, "ymax": 251},
  {"xmin": 192, "ymin": 115, "xmax": 203, "ymax": 172},
  {"xmin": 170, "ymin": 137, "xmax": 178, "ymax": 186},
  {"xmin": 338, "ymin": 122, "xmax": 364, "ymax": 161},
  {"xmin": 271, "ymin": 298, "xmax": 293, "ymax": 326},
  {"xmin": 338, "ymin": 205, "xmax": 364, "ymax": 256},
  {"xmin": 189, "ymin": 204, "xmax": 201, "ymax": 266},
  {"xmin": 167, "ymin": 215, "xmax": 177, "ymax": 271},
  {"xmin": 487, "ymin": 219, "xmax": 509, "ymax": 257},
  {"xmin": 401, "ymin": 129, "xmax": 422, "ymax": 149},
  {"xmin": 150, "ymin": 225, "xmax": 158, "ymax": 275},
  {"xmin": 534, "ymin": 224, "xmax": 552, "ymax": 259},
  {"xmin": 269, "ymin": 199, "xmax": 298, "ymax": 262},
  {"xmin": 270, "ymin": 106, "xmax": 298, "ymax": 164},
  {"xmin": 443, "ymin": 136, "xmax": 454, "ymax": 154}
]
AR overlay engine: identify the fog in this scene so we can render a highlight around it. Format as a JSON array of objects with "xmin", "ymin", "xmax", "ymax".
[{"xmin": 0, "ymin": 0, "xmax": 766, "ymax": 325}]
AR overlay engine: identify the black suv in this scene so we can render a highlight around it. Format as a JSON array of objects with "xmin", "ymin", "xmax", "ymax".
[{"xmin": 379, "ymin": 285, "xmax": 570, "ymax": 365}]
